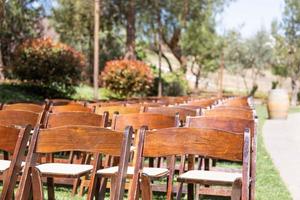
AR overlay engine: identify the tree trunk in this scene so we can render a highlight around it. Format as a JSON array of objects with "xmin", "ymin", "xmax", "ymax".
[
  {"xmin": 93, "ymin": 0, "xmax": 100, "ymax": 100},
  {"xmin": 291, "ymin": 79, "xmax": 299, "ymax": 107},
  {"xmin": 124, "ymin": 0, "xmax": 136, "ymax": 60},
  {"xmin": 0, "ymin": 45, "xmax": 4, "ymax": 80},
  {"xmin": 194, "ymin": 75, "xmax": 200, "ymax": 89}
]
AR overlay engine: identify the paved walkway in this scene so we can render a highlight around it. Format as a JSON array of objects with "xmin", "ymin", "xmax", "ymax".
[{"xmin": 263, "ymin": 113, "xmax": 300, "ymax": 200}]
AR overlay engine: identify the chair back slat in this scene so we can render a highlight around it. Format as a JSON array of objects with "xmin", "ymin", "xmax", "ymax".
[
  {"xmin": 0, "ymin": 125, "xmax": 21, "ymax": 153},
  {"xmin": 145, "ymin": 106, "xmax": 199, "ymax": 122},
  {"xmin": 142, "ymin": 127, "xmax": 244, "ymax": 162},
  {"xmin": 95, "ymin": 105, "xmax": 142, "ymax": 116},
  {"xmin": 36, "ymin": 126, "xmax": 124, "ymax": 156},
  {"xmin": 44, "ymin": 111, "xmax": 108, "ymax": 128},
  {"xmin": 203, "ymin": 108, "xmax": 254, "ymax": 120},
  {"xmin": 2, "ymin": 103, "xmax": 45, "ymax": 113},
  {"xmin": 112, "ymin": 113, "xmax": 179, "ymax": 131},
  {"xmin": 50, "ymin": 104, "xmax": 92, "ymax": 113},
  {"xmin": 0, "ymin": 110, "xmax": 42, "ymax": 127},
  {"xmin": 186, "ymin": 116, "xmax": 255, "ymax": 137}
]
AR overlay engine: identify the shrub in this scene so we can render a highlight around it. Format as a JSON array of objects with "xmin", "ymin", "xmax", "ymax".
[
  {"xmin": 101, "ymin": 60, "xmax": 153, "ymax": 98},
  {"xmin": 149, "ymin": 66, "xmax": 189, "ymax": 96},
  {"xmin": 9, "ymin": 38, "xmax": 85, "ymax": 95}
]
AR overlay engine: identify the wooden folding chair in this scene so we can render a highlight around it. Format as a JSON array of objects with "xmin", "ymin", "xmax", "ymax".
[
  {"xmin": 43, "ymin": 111, "xmax": 109, "ymax": 195},
  {"xmin": 16, "ymin": 125, "xmax": 133, "ymax": 200},
  {"xmin": 0, "ymin": 110, "xmax": 43, "ymax": 127},
  {"xmin": 0, "ymin": 124, "xmax": 31, "ymax": 200},
  {"xmin": 95, "ymin": 105, "xmax": 143, "ymax": 121},
  {"xmin": 129, "ymin": 127, "xmax": 251, "ymax": 200},
  {"xmin": 186, "ymin": 116, "xmax": 257, "ymax": 200},
  {"xmin": 95, "ymin": 113, "xmax": 180, "ymax": 199}
]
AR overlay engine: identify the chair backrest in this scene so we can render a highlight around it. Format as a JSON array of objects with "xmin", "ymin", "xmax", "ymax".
[
  {"xmin": 203, "ymin": 108, "xmax": 254, "ymax": 120},
  {"xmin": 186, "ymin": 116, "xmax": 255, "ymax": 137},
  {"xmin": 0, "ymin": 124, "xmax": 31, "ymax": 199},
  {"xmin": 130, "ymin": 127, "xmax": 251, "ymax": 199},
  {"xmin": 0, "ymin": 110, "xmax": 43, "ymax": 127},
  {"xmin": 95, "ymin": 105, "xmax": 142, "ymax": 117},
  {"xmin": 50, "ymin": 104, "xmax": 93, "ymax": 113},
  {"xmin": 2, "ymin": 103, "xmax": 45, "ymax": 113},
  {"xmin": 43, "ymin": 111, "xmax": 109, "ymax": 128},
  {"xmin": 144, "ymin": 106, "xmax": 200, "ymax": 122},
  {"xmin": 111, "ymin": 113, "xmax": 180, "ymax": 131},
  {"xmin": 17, "ymin": 125, "xmax": 133, "ymax": 200},
  {"xmin": 223, "ymin": 97, "xmax": 250, "ymax": 107},
  {"xmin": 187, "ymin": 99, "xmax": 217, "ymax": 107}
]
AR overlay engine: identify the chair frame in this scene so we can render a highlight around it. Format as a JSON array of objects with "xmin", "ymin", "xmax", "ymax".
[{"xmin": 16, "ymin": 125, "xmax": 133, "ymax": 200}]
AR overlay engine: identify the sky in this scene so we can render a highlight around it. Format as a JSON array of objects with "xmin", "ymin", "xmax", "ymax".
[{"xmin": 217, "ymin": 0, "xmax": 285, "ymax": 38}]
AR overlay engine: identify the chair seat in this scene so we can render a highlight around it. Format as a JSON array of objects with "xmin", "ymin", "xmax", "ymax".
[
  {"xmin": 0, "ymin": 160, "xmax": 25, "ymax": 173},
  {"xmin": 97, "ymin": 166, "xmax": 169, "ymax": 178},
  {"xmin": 36, "ymin": 163, "xmax": 93, "ymax": 178},
  {"xmin": 177, "ymin": 170, "xmax": 242, "ymax": 186}
]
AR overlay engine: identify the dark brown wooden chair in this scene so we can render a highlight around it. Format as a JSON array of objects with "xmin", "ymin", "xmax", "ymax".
[
  {"xmin": 129, "ymin": 127, "xmax": 251, "ymax": 200},
  {"xmin": 16, "ymin": 125, "xmax": 133, "ymax": 200},
  {"xmin": 0, "ymin": 124, "xmax": 31, "ymax": 200},
  {"xmin": 43, "ymin": 111, "xmax": 109, "ymax": 195},
  {"xmin": 0, "ymin": 110, "xmax": 43, "ymax": 127},
  {"xmin": 186, "ymin": 116, "xmax": 257, "ymax": 199}
]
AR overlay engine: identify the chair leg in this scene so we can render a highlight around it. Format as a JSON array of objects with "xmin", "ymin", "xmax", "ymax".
[
  {"xmin": 47, "ymin": 177, "xmax": 55, "ymax": 200},
  {"xmin": 175, "ymin": 182, "xmax": 184, "ymax": 200},
  {"xmin": 141, "ymin": 175, "xmax": 152, "ymax": 200},
  {"xmin": 110, "ymin": 176, "xmax": 116, "ymax": 200},
  {"xmin": 231, "ymin": 178, "xmax": 242, "ymax": 200},
  {"xmin": 32, "ymin": 167, "xmax": 44, "ymax": 200}
]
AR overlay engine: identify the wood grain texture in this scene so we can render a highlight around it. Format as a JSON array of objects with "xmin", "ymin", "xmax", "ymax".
[
  {"xmin": 143, "ymin": 127, "xmax": 244, "ymax": 161},
  {"xmin": 44, "ymin": 111, "xmax": 108, "ymax": 128},
  {"xmin": 111, "ymin": 113, "xmax": 179, "ymax": 131},
  {"xmin": 203, "ymin": 108, "xmax": 254, "ymax": 120},
  {"xmin": 36, "ymin": 126, "xmax": 124, "ymax": 156},
  {"xmin": 0, "ymin": 125, "xmax": 21, "ymax": 153},
  {"xmin": 0, "ymin": 110, "xmax": 42, "ymax": 127},
  {"xmin": 2, "ymin": 103, "xmax": 45, "ymax": 113},
  {"xmin": 50, "ymin": 104, "xmax": 92, "ymax": 113},
  {"xmin": 144, "ymin": 106, "xmax": 199, "ymax": 122}
]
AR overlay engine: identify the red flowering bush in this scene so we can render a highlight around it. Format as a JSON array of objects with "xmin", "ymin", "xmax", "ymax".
[
  {"xmin": 10, "ymin": 38, "xmax": 85, "ymax": 95},
  {"xmin": 101, "ymin": 60, "xmax": 153, "ymax": 97}
]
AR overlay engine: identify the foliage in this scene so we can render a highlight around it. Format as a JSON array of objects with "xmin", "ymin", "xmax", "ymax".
[
  {"xmin": 0, "ymin": 0, "xmax": 44, "ymax": 78},
  {"xmin": 181, "ymin": 6, "xmax": 220, "ymax": 89},
  {"xmin": 271, "ymin": 0, "xmax": 300, "ymax": 106},
  {"xmin": 101, "ymin": 60, "xmax": 153, "ymax": 98},
  {"xmin": 149, "ymin": 65, "xmax": 189, "ymax": 97},
  {"xmin": 9, "ymin": 38, "xmax": 85, "ymax": 95},
  {"xmin": 224, "ymin": 29, "xmax": 274, "ymax": 95},
  {"xmin": 51, "ymin": 0, "xmax": 123, "ymax": 81}
]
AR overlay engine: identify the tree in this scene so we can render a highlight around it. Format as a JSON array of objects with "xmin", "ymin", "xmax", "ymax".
[
  {"xmin": 137, "ymin": 0, "xmax": 231, "ymax": 72},
  {"xmin": 224, "ymin": 30, "xmax": 273, "ymax": 96},
  {"xmin": 0, "ymin": 0, "xmax": 44, "ymax": 79},
  {"xmin": 272, "ymin": 0, "xmax": 300, "ymax": 106},
  {"xmin": 51, "ymin": 0, "xmax": 123, "ymax": 82},
  {"xmin": 181, "ymin": 5, "xmax": 220, "ymax": 89}
]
